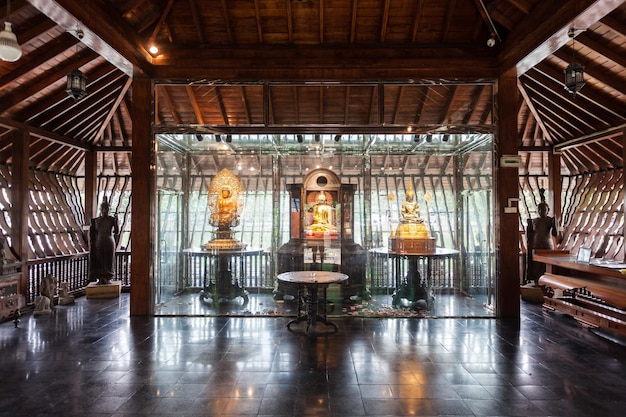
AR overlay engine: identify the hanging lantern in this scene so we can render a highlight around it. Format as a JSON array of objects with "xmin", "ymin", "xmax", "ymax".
[
  {"xmin": 564, "ymin": 62, "xmax": 585, "ymax": 95},
  {"xmin": 564, "ymin": 28, "xmax": 585, "ymax": 96},
  {"xmin": 66, "ymin": 69, "xmax": 87, "ymax": 100}
]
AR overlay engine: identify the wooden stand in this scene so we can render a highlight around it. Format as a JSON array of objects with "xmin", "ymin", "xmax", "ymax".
[
  {"xmin": 86, "ymin": 281, "xmax": 121, "ymax": 299},
  {"xmin": 535, "ymin": 252, "xmax": 626, "ymax": 336}
]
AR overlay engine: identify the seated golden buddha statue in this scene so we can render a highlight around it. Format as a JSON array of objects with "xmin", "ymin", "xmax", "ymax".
[
  {"xmin": 309, "ymin": 192, "xmax": 337, "ymax": 233},
  {"xmin": 395, "ymin": 187, "xmax": 431, "ymax": 239},
  {"xmin": 210, "ymin": 186, "xmax": 240, "ymax": 229}
]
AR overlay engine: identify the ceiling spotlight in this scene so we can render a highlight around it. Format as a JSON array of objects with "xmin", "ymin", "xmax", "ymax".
[
  {"xmin": 314, "ymin": 134, "xmax": 321, "ymax": 142},
  {"xmin": 425, "ymin": 135, "xmax": 433, "ymax": 142},
  {"xmin": 487, "ymin": 33, "xmax": 496, "ymax": 48},
  {"xmin": 442, "ymin": 134, "xmax": 450, "ymax": 142},
  {"xmin": 225, "ymin": 134, "xmax": 232, "ymax": 143},
  {"xmin": 297, "ymin": 134, "xmax": 304, "ymax": 143},
  {"xmin": 195, "ymin": 134, "xmax": 204, "ymax": 142},
  {"xmin": 413, "ymin": 134, "xmax": 419, "ymax": 142},
  {"xmin": 148, "ymin": 36, "xmax": 158, "ymax": 55},
  {"xmin": 215, "ymin": 134, "xmax": 222, "ymax": 142},
  {"xmin": 334, "ymin": 134, "xmax": 341, "ymax": 142}
]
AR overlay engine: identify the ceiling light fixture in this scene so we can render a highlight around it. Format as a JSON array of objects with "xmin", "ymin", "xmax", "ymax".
[
  {"xmin": 148, "ymin": 37, "xmax": 158, "ymax": 55},
  {"xmin": 215, "ymin": 134, "xmax": 222, "ymax": 142},
  {"xmin": 334, "ymin": 134, "xmax": 341, "ymax": 142},
  {"xmin": 66, "ymin": 69, "xmax": 87, "ymax": 100},
  {"xmin": 564, "ymin": 28, "xmax": 585, "ymax": 96},
  {"xmin": 0, "ymin": 0, "xmax": 22, "ymax": 62},
  {"xmin": 297, "ymin": 134, "xmax": 304, "ymax": 143},
  {"xmin": 66, "ymin": 29, "xmax": 87, "ymax": 100},
  {"xmin": 487, "ymin": 33, "xmax": 496, "ymax": 47}
]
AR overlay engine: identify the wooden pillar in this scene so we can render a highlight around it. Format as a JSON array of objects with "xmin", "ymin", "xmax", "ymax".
[
  {"xmin": 548, "ymin": 151, "xmax": 562, "ymax": 235},
  {"xmin": 130, "ymin": 74, "xmax": 154, "ymax": 316},
  {"xmin": 10, "ymin": 130, "xmax": 30, "ymax": 296},
  {"xmin": 623, "ymin": 127, "xmax": 626, "ymax": 260},
  {"xmin": 84, "ymin": 150, "xmax": 97, "ymax": 226},
  {"xmin": 495, "ymin": 68, "xmax": 520, "ymax": 324}
]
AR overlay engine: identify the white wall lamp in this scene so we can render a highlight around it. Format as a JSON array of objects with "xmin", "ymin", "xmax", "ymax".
[{"xmin": 0, "ymin": 0, "xmax": 22, "ymax": 62}]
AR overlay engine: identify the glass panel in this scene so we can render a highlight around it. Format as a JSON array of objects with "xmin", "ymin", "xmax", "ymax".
[
  {"xmin": 154, "ymin": 140, "xmax": 185, "ymax": 310},
  {"xmin": 153, "ymin": 132, "xmax": 495, "ymax": 317}
]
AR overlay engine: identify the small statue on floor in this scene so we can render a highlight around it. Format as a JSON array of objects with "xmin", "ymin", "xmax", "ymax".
[
  {"xmin": 58, "ymin": 282, "xmax": 75, "ymax": 305},
  {"xmin": 13, "ymin": 309, "xmax": 20, "ymax": 328},
  {"xmin": 41, "ymin": 274, "xmax": 57, "ymax": 302},
  {"xmin": 33, "ymin": 295, "xmax": 51, "ymax": 316}
]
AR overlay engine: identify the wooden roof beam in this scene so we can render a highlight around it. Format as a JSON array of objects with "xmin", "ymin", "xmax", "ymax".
[
  {"xmin": 0, "ymin": 48, "xmax": 99, "ymax": 113},
  {"xmin": 499, "ymin": 0, "xmax": 623, "ymax": 75},
  {"xmin": 186, "ymin": 86, "xmax": 205, "ymax": 125},
  {"xmin": 26, "ymin": 0, "xmax": 149, "ymax": 76},
  {"xmin": 0, "ymin": 117, "xmax": 89, "ymax": 150},
  {"xmin": 0, "ymin": 32, "xmax": 78, "ymax": 92},
  {"xmin": 93, "ymin": 77, "xmax": 133, "ymax": 144}
]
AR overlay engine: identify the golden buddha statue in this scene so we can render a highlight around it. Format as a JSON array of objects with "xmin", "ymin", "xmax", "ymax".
[
  {"xmin": 205, "ymin": 168, "xmax": 246, "ymax": 249},
  {"xmin": 395, "ymin": 186, "xmax": 430, "ymax": 238},
  {"xmin": 309, "ymin": 191, "xmax": 337, "ymax": 233},
  {"xmin": 211, "ymin": 186, "xmax": 239, "ymax": 228}
]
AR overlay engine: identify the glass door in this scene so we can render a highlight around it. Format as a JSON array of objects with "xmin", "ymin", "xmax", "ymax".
[{"xmin": 155, "ymin": 189, "xmax": 183, "ymax": 308}]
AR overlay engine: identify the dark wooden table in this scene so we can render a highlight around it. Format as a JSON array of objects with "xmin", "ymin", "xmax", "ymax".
[{"xmin": 277, "ymin": 271, "xmax": 348, "ymax": 336}]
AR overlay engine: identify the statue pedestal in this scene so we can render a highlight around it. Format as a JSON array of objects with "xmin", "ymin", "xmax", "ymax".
[{"xmin": 86, "ymin": 281, "xmax": 121, "ymax": 299}]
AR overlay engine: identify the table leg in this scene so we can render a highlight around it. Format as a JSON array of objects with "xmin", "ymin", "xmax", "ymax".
[{"xmin": 286, "ymin": 285, "xmax": 339, "ymax": 336}]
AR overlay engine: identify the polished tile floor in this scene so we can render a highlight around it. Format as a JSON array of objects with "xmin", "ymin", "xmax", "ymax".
[{"xmin": 2, "ymin": 295, "xmax": 626, "ymax": 416}]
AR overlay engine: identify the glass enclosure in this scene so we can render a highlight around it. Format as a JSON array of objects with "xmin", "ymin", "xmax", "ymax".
[{"xmin": 153, "ymin": 133, "xmax": 495, "ymax": 317}]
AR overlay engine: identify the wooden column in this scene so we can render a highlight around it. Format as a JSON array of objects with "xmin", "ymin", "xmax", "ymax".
[
  {"xmin": 495, "ymin": 68, "xmax": 520, "ymax": 324},
  {"xmin": 84, "ymin": 150, "xmax": 97, "ymax": 226},
  {"xmin": 130, "ymin": 74, "xmax": 154, "ymax": 316},
  {"xmin": 548, "ymin": 151, "xmax": 562, "ymax": 235},
  {"xmin": 623, "ymin": 127, "xmax": 626, "ymax": 260},
  {"xmin": 10, "ymin": 130, "xmax": 30, "ymax": 296}
]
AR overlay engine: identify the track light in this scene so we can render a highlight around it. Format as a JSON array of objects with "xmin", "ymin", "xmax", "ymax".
[
  {"xmin": 297, "ymin": 134, "xmax": 304, "ymax": 143},
  {"xmin": 195, "ymin": 134, "xmax": 204, "ymax": 142},
  {"xmin": 334, "ymin": 134, "xmax": 341, "ymax": 142},
  {"xmin": 225, "ymin": 134, "xmax": 232, "ymax": 143},
  {"xmin": 314, "ymin": 134, "xmax": 320, "ymax": 142},
  {"xmin": 215, "ymin": 134, "xmax": 222, "ymax": 142}
]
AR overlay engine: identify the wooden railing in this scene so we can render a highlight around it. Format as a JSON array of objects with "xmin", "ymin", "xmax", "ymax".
[
  {"xmin": 26, "ymin": 251, "xmax": 131, "ymax": 304},
  {"xmin": 24, "ymin": 248, "xmax": 489, "ymax": 303}
]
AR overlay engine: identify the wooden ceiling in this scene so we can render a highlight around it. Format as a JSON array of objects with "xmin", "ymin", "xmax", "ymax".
[{"xmin": 0, "ymin": 0, "xmax": 624, "ymax": 177}]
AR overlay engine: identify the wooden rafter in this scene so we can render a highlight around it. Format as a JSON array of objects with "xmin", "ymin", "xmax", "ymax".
[
  {"xmin": 95, "ymin": 76, "xmax": 133, "ymax": 145},
  {"xmin": 186, "ymin": 85, "xmax": 205, "ymax": 125}
]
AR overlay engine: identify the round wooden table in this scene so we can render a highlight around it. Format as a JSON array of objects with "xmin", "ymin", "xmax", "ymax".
[{"xmin": 277, "ymin": 271, "xmax": 348, "ymax": 336}]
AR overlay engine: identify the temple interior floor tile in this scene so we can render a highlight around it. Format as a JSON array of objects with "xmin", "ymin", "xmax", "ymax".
[{"xmin": 2, "ymin": 294, "xmax": 626, "ymax": 416}]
